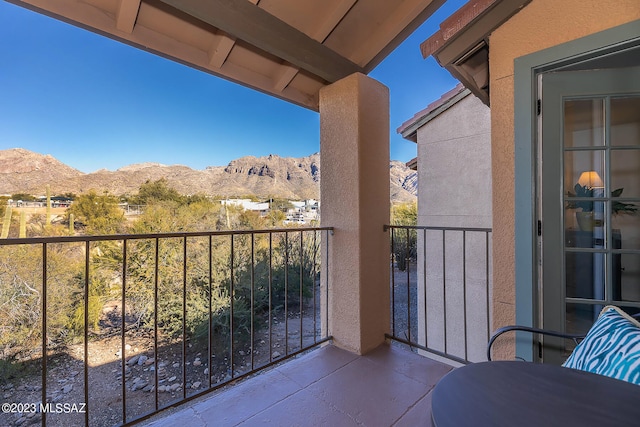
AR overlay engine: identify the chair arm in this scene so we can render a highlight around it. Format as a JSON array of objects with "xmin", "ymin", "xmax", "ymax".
[
  {"xmin": 487, "ymin": 326, "xmax": 585, "ymax": 361},
  {"xmin": 487, "ymin": 311, "xmax": 640, "ymax": 361}
]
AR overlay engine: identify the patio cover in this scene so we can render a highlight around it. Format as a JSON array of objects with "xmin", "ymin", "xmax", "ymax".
[{"xmin": 8, "ymin": 0, "xmax": 447, "ymax": 110}]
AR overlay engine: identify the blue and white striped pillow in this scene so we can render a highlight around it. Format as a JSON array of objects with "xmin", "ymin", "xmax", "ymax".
[{"xmin": 562, "ymin": 306, "xmax": 640, "ymax": 385}]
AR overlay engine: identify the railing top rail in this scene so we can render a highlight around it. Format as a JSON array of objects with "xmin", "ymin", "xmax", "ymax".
[
  {"xmin": 384, "ymin": 224, "xmax": 492, "ymax": 233},
  {"xmin": 0, "ymin": 226, "xmax": 334, "ymax": 245}
]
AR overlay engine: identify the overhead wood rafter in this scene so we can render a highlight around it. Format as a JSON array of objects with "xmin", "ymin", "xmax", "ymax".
[
  {"xmin": 116, "ymin": 0, "xmax": 141, "ymax": 33},
  {"xmin": 272, "ymin": 0, "xmax": 358, "ymax": 92},
  {"xmin": 207, "ymin": 0, "xmax": 259, "ymax": 70},
  {"xmin": 358, "ymin": 0, "xmax": 446, "ymax": 71},
  {"xmin": 157, "ymin": 0, "xmax": 364, "ymax": 83}
]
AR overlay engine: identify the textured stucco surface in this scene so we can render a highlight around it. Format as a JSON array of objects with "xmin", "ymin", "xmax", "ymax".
[
  {"xmin": 319, "ymin": 73, "xmax": 391, "ymax": 355},
  {"xmin": 491, "ymin": 0, "xmax": 640, "ymax": 80},
  {"xmin": 488, "ymin": 76, "xmax": 515, "ymax": 314},
  {"xmin": 413, "ymin": 91, "xmax": 492, "ymax": 362},
  {"xmin": 416, "ymin": 93, "xmax": 492, "ymax": 227},
  {"xmin": 489, "ymin": 0, "xmax": 640, "ymax": 336}
]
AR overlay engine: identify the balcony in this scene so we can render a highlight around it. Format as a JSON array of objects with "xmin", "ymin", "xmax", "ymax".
[
  {"xmin": 0, "ymin": 224, "xmax": 491, "ymax": 426},
  {"xmin": 139, "ymin": 343, "xmax": 452, "ymax": 427}
]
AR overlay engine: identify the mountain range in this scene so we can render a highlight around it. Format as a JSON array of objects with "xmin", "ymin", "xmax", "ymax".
[{"xmin": 0, "ymin": 148, "xmax": 417, "ymax": 203}]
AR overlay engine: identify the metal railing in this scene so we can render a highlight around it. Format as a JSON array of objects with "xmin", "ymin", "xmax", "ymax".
[
  {"xmin": 385, "ymin": 225, "xmax": 492, "ymax": 365},
  {"xmin": 0, "ymin": 227, "xmax": 332, "ymax": 427}
]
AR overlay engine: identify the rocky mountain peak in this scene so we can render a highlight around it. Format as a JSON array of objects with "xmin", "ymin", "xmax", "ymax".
[{"xmin": 0, "ymin": 149, "xmax": 415, "ymax": 202}]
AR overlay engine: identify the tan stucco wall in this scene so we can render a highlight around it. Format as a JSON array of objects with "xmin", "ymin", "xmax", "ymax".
[
  {"xmin": 319, "ymin": 73, "xmax": 391, "ymax": 355},
  {"xmin": 489, "ymin": 0, "xmax": 640, "ymax": 345}
]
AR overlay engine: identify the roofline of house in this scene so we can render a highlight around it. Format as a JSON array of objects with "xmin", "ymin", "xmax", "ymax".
[
  {"xmin": 406, "ymin": 157, "xmax": 418, "ymax": 171},
  {"xmin": 397, "ymin": 84, "xmax": 471, "ymax": 142},
  {"xmin": 418, "ymin": 0, "xmax": 531, "ymax": 106}
]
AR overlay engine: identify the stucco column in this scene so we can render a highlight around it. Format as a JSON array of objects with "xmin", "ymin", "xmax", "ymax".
[{"xmin": 319, "ymin": 72, "xmax": 391, "ymax": 355}]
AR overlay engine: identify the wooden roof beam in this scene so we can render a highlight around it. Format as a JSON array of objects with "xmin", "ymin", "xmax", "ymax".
[
  {"xmin": 157, "ymin": 0, "xmax": 364, "ymax": 83},
  {"xmin": 116, "ymin": 0, "xmax": 141, "ymax": 34}
]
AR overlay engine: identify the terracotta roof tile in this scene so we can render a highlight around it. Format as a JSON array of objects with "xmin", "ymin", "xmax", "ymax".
[
  {"xmin": 420, "ymin": 0, "xmax": 496, "ymax": 58},
  {"xmin": 440, "ymin": 0, "xmax": 496, "ymax": 40}
]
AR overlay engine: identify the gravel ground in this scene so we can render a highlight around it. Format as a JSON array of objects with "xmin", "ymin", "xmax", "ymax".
[
  {"xmin": 0, "ymin": 299, "xmax": 321, "ymax": 427},
  {"xmin": 390, "ymin": 263, "xmax": 418, "ymax": 343}
]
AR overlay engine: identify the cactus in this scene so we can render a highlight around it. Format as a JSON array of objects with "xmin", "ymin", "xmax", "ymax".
[
  {"xmin": 46, "ymin": 185, "xmax": 51, "ymax": 226},
  {"xmin": 1, "ymin": 206, "xmax": 11, "ymax": 238},
  {"xmin": 69, "ymin": 213, "xmax": 75, "ymax": 234},
  {"xmin": 19, "ymin": 212, "xmax": 26, "ymax": 238}
]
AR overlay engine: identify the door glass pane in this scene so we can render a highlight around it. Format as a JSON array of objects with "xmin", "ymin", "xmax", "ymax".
[
  {"xmin": 565, "ymin": 252, "xmax": 606, "ymax": 299},
  {"xmin": 565, "ymin": 302, "xmax": 599, "ymax": 356},
  {"xmin": 564, "ymin": 151, "xmax": 605, "ymax": 197},
  {"xmin": 611, "ymin": 96, "xmax": 640, "ymax": 147},
  {"xmin": 564, "ymin": 98, "xmax": 605, "ymax": 147},
  {"xmin": 611, "ymin": 149, "xmax": 640, "ymax": 198},
  {"xmin": 565, "ymin": 202, "xmax": 606, "ymax": 242},
  {"xmin": 566, "ymin": 302, "xmax": 598, "ymax": 335},
  {"xmin": 612, "ymin": 214, "xmax": 640, "ymax": 250},
  {"xmin": 620, "ymin": 254, "xmax": 640, "ymax": 303}
]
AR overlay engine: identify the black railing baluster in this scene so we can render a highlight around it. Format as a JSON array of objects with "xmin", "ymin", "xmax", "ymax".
[
  {"xmin": 406, "ymin": 227, "xmax": 411, "ymax": 343},
  {"xmin": 312, "ymin": 230, "xmax": 317, "ymax": 344},
  {"xmin": 42, "ymin": 242, "xmax": 47, "ymax": 427},
  {"xmin": 182, "ymin": 236, "xmax": 187, "ymax": 400},
  {"xmin": 390, "ymin": 227, "xmax": 396, "ymax": 337},
  {"xmin": 300, "ymin": 231, "xmax": 304, "ymax": 351},
  {"xmin": 250, "ymin": 233, "xmax": 255, "ymax": 371},
  {"xmin": 486, "ymin": 231, "xmax": 491, "ymax": 343},
  {"xmin": 84, "ymin": 241, "xmax": 90, "ymax": 427},
  {"xmin": 229, "ymin": 234, "xmax": 234, "ymax": 378},
  {"xmin": 423, "ymin": 228, "xmax": 428, "ymax": 350},
  {"xmin": 463, "ymin": 231, "xmax": 468, "ymax": 361},
  {"xmin": 325, "ymin": 230, "xmax": 330, "ymax": 338},
  {"xmin": 269, "ymin": 232, "xmax": 273, "ymax": 362},
  {"xmin": 442, "ymin": 230, "xmax": 447, "ymax": 356},
  {"xmin": 121, "ymin": 239, "xmax": 127, "ymax": 424},
  {"xmin": 154, "ymin": 238, "xmax": 159, "ymax": 412},
  {"xmin": 284, "ymin": 232, "xmax": 289, "ymax": 356},
  {"xmin": 208, "ymin": 235, "xmax": 213, "ymax": 390}
]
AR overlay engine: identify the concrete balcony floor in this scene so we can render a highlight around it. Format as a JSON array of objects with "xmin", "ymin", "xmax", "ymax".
[{"xmin": 141, "ymin": 343, "xmax": 453, "ymax": 427}]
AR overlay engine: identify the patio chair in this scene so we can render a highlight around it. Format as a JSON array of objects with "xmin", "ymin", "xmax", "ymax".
[{"xmin": 487, "ymin": 305, "xmax": 640, "ymax": 385}]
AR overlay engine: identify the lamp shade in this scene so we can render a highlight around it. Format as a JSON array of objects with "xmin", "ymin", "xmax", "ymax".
[{"xmin": 578, "ymin": 171, "xmax": 604, "ymax": 188}]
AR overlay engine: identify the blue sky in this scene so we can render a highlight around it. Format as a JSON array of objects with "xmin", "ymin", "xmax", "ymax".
[{"xmin": 0, "ymin": 0, "xmax": 465, "ymax": 173}]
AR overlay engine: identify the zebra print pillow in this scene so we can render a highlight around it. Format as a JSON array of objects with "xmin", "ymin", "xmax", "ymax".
[{"xmin": 562, "ymin": 306, "xmax": 640, "ymax": 385}]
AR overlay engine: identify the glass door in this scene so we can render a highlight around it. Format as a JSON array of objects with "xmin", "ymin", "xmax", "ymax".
[{"xmin": 540, "ymin": 66, "xmax": 640, "ymax": 364}]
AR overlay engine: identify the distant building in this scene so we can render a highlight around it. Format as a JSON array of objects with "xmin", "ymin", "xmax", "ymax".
[
  {"xmin": 221, "ymin": 199, "xmax": 270, "ymax": 216},
  {"xmin": 285, "ymin": 199, "xmax": 319, "ymax": 224},
  {"xmin": 398, "ymin": 83, "xmax": 492, "ymax": 362}
]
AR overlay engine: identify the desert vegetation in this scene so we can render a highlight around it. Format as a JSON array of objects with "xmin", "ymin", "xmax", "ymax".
[
  {"xmin": 0, "ymin": 180, "xmax": 327, "ymax": 426},
  {"xmin": 390, "ymin": 201, "xmax": 418, "ymax": 271}
]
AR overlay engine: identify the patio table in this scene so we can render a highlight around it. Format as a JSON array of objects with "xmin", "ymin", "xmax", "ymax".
[{"xmin": 431, "ymin": 360, "xmax": 640, "ymax": 427}]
